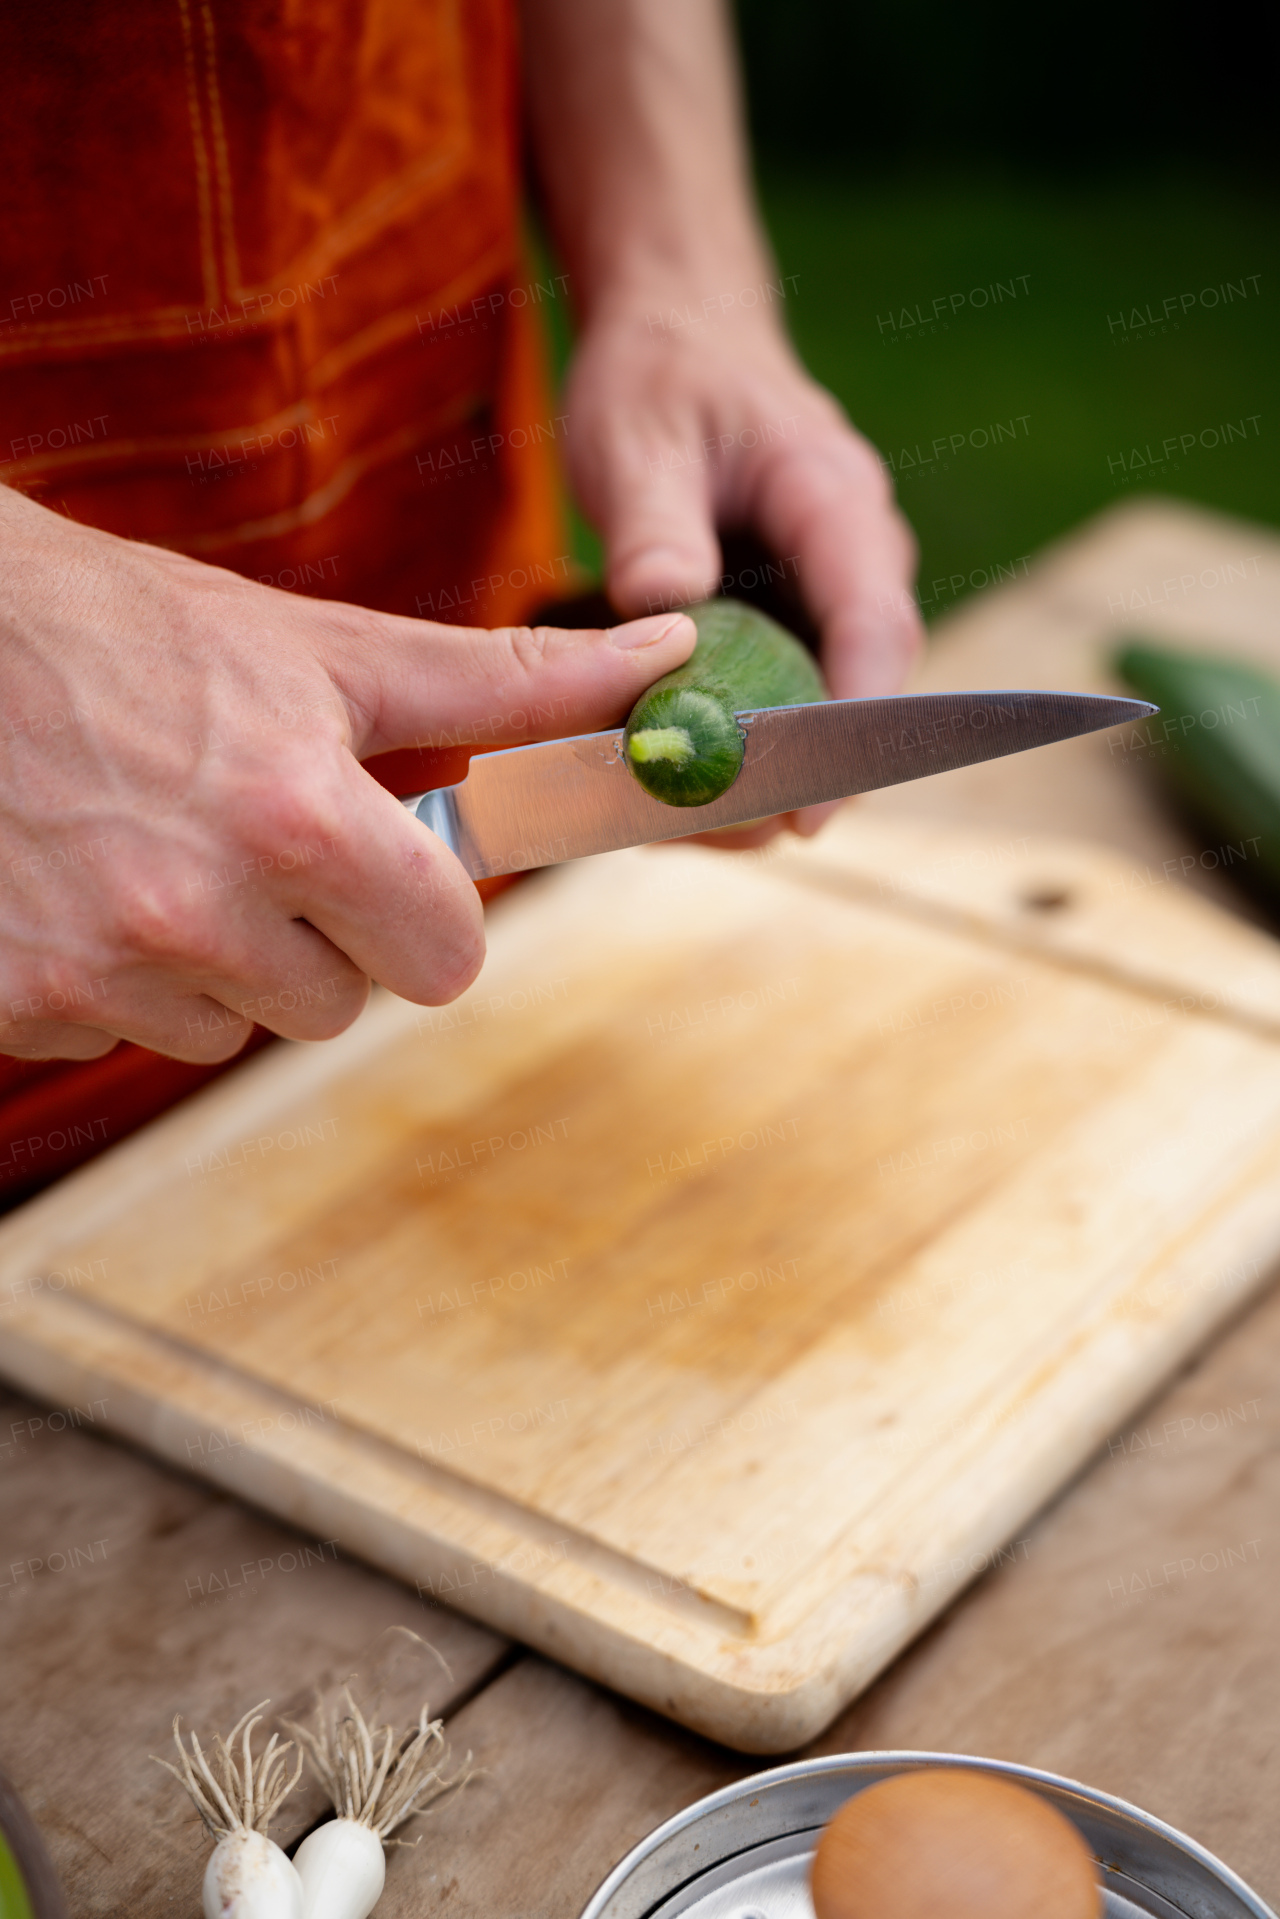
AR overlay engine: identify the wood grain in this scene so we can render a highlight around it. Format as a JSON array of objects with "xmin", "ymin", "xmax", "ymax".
[
  {"xmin": 3, "ymin": 807, "xmax": 1279, "ymax": 1748},
  {"xmin": 2, "ymin": 499, "xmax": 1279, "ymax": 1916}
]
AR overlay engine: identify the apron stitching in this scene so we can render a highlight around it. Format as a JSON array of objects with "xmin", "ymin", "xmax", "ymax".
[
  {"xmin": 0, "ymin": 400, "xmax": 320, "ymax": 485},
  {"xmin": 308, "ymin": 240, "xmax": 514, "ymax": 389},
  {"xmin": 175, "ymin": 0, "xmax": 222, "ymax": 308},
  {"xmin": 1, "ymin": 238, "xmax": 518, "ymax": 487},
  {"xmin": 0, "ymin": 151, "xmax": 480, "ymax": 360},
  {"xmin": 198, "ymin": 0, "xmax": 244, "ymax": 299},
  {"xmin": 167, "ymin": 396, "xmax": 488, "ymax": 551},
  {"xmin": 3, "ymin": 232, "xmax": 521, "ymax": 491}
]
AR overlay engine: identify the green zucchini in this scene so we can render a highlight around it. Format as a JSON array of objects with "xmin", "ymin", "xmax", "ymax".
[
  {"xmin": 1113, "ymin": 639, "xmax": 1280, "ymax": 896},
  {"xmin": 623, "ymin": 598, "xmax": 827, "ymax": 807}
]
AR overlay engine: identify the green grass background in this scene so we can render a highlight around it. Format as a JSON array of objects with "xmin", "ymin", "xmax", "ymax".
[{"xmin": 544, "ymin": 169, "xmax": 1278, "ymax": 625}]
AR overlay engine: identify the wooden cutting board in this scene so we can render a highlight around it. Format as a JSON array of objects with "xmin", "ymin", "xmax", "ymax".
[{"xmin": 3, "ymin": 812, "xmax": 1280, "ymax": 1753}]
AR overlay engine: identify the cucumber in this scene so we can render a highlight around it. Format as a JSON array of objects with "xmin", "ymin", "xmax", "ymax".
[
  {"xmin": 1113, "ymin": 639, "xmax": 1280, "ymax": 895},
  {"xmin": 623, "ymin": 598, "xmax": 827, "ymax": 807}
]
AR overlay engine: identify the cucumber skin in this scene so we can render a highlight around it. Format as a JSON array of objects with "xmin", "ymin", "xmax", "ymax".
[
  {"xmin": 1114, "ymin": 640, "xmax": 1280, "ymax": 895},
  {"xmin": 624, "ymin": 598, "xmax": 827, "ymax": 808}
]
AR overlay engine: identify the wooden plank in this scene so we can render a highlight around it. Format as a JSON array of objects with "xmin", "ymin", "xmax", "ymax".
[
  {"xmin": 3, "ymin": 812, "xmax": 1280, "ymax": 1747},
  {"xmin": 376, "ymin": 1655, "xmax": 747, "ymax": 1919},
  {"xmin": 0, "ymin": 1385, "xmax": 508, "ymax": 1918}
]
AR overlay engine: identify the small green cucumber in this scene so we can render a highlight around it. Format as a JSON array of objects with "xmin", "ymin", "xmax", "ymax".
[
  {"xmin": 623, "ymin": 598, "xmax": 827, "ymax": 807},
  {"xmin": 1114, "ymin": 638, "xmax": 1280, "ymax": 895}
]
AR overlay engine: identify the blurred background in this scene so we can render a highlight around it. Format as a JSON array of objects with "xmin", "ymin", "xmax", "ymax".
[{"xmin": 546, "ymin": 0, "xmax": 1278, "ymax": 620}]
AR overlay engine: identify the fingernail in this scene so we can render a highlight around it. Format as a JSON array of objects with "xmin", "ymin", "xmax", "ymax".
[{"xmin": 608, "ymin": 612, "xmax": 696, "ymax": 651}]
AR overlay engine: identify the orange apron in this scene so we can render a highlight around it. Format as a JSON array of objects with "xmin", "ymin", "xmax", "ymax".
[{"xmin": 0, "ymin": 0, "xmax": 565, "ymax": 1207}]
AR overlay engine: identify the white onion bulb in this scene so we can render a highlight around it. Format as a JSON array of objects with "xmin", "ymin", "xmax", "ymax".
[
  {"xmin": 293, "ymin": 1819, "xmax": 386, "ymax": 1919},
  {"xmin": 202, "ymin": 1829, "xmax": 304, "ymax": 1919}
]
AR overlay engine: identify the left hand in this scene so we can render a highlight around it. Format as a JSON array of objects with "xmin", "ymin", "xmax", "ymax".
[{"xmin": 562, "ymin": 299, "xmax": 924, "ymax": 841}]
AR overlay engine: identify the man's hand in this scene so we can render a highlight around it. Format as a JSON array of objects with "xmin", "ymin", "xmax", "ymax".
[
  {"xmin": 523, "ymin": 0, "xmax": 923, "ymax": 843},
  {"xmin": 525, "ymin": 0, "xmax": 924, "ymax": 721},
  {"xmin": 0, "ymin": 488, "xmax": 695, "ymax": 1063},
  {"xmin": 567, "ymin": 309, "xmax": 922, "ymax": 849},
  {"xmin": 565, "ymin": 304, "xmax": 921, "ymax": 702}
]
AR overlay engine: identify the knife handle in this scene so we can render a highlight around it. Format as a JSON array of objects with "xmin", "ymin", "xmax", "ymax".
[{"xmin": 400, "ymin": 787, "xmax": 462, "ymax": 861}]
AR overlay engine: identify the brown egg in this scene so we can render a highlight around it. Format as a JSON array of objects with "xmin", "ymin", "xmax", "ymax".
[{"xmin": 810, "ymin": 1767, "xmax": 1101, "ymax": 1919}]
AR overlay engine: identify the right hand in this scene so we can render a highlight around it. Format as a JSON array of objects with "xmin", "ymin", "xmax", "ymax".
[{"xmin": 0, "ymin": 487, "xmax": 695, "ymax": 1063}]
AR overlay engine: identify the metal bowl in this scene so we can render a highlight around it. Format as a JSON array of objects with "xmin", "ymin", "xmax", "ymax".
[{"xmin": 579, "ymin": 1752, "xmax": 1276, "ymax": 1919}]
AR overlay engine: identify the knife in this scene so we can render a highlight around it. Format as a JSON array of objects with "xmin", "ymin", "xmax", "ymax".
[{"xmin": 399, "ymin": 690, "xmax": 1155, "ymax": 879}]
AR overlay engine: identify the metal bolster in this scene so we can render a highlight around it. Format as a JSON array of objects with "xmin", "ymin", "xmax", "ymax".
[{"xmin": 400, "ymin": 787, "xmax": 463, "ymax": 861}]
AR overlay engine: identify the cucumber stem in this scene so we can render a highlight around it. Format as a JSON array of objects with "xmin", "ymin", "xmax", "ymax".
[{"xmin": 627, "ymin": 727, "xmax": 696, "ymax": 766}]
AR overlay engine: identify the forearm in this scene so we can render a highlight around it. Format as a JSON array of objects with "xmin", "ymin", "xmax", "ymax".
[
  {"xmin": 521, "ymin": 0, "xmax": 775, "ymax": 320},
  {"xmin": 521, "ymin": 0, "xmax": 923, "ymax": 712}
]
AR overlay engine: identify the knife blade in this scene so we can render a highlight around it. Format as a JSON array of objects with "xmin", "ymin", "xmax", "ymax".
[{"xmin": 400, "ymin": 689, "xmax": 1155, "ymax": 880}]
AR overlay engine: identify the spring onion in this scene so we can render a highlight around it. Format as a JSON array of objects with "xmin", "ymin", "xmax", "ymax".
[
  {"xmin": 154, "ymin": 1702, "xmax": 304, "ymax": 1919},
  {"xmin": 283, "ymin": 1687, "xmax": 471, "ymax": 1919}
]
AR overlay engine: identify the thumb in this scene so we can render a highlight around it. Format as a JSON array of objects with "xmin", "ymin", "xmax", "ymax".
[{"xmin": 310, "ymin": 608, "xmax": 698, "ymax": 758}]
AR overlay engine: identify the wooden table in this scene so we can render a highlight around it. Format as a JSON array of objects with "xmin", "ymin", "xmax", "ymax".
[{"xmin": 3, "ymin": 497, "xmax": 1278, "ymax": 1917}]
